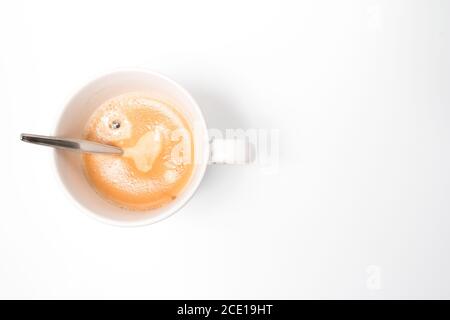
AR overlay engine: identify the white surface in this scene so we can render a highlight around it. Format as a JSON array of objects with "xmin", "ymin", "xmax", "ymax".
[{"xmin": 0, "ymin": 0, "xmax": 449, "ymax": 299}]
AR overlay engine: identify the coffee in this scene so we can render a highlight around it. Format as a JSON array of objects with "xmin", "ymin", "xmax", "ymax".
[{"xmin": 82, "ymin": 92, "xmax": 194, "ymax": 210}]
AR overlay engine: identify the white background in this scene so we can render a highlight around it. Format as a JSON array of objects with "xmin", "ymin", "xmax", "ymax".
[{"xmin": 0, "ymin": 0, "xmax": 449, "ymax": 299}]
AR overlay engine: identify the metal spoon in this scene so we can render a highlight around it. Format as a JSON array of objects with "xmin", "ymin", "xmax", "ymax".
[{"xmin": 20, "ymin": 133, "xmax": 123, "ymax": 155}]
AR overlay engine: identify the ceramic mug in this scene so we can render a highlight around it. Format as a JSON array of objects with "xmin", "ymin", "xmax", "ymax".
[{"xmin": 54, "ymin": 69, "xmax": 252, "ymax": 226}]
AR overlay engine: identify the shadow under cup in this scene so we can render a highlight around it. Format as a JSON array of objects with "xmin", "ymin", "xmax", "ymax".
[{"xmin": 54, "ymin": 70, "xmax": 209, "ymax": 226}]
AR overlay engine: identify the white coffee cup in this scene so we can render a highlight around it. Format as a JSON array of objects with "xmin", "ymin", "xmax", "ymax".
[{"xmin": 54, "ymin": 69, "xmax": 252, "ymax": 226}]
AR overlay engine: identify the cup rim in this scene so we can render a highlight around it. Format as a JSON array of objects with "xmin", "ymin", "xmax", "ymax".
[{"xmin": 53, "ymin": 68, "xmax": 210, "ymax": 227}]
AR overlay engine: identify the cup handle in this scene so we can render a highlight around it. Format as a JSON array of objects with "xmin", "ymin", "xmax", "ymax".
[{"xmin": 209, "ymin": 138, "xmax": 254, "ymax": 164}]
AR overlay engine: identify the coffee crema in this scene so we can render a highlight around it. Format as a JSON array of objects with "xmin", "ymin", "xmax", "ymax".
[{"xmin": 82, "ymin": 92, "xmax": 194, "ymax": 210}]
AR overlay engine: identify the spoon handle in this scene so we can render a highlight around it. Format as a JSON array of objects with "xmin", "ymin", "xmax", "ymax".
[{"xmin": 20, "ymin": 133, "xmax": 123, "ymax": 155}]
